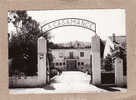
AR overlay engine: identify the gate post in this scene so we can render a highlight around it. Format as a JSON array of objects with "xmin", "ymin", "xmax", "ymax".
[
  {"xmin": 91, "ymin": 35, "xmax": 101, "ymax": 85},
  {"xmin": 37, "ymin": 36, "xmax": 47, "ymax": 85},
  {"xmin": 115, "ymin": 57, "xmax": 124, "ymax": 87}
]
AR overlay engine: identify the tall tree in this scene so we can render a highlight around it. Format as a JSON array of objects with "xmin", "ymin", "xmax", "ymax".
[{"xmin": 8, "ymin": 11, "xmax": 50, "ymax": 76}]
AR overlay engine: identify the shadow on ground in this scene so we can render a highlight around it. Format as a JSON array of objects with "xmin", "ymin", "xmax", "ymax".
[
  {"xmin": 96, "ymin": 86, "xmax": 120, "ymax": 92},
  {"xmin": 43, "ymin": 78, "xmax": 57, "ymax": 90},
  {"xmin": 50, "ymin": 78, "xmax": 58, "ymax": 83},
  {"xmin": 43, "ymin": 85, "xmax": 55, "ymax": 90}
]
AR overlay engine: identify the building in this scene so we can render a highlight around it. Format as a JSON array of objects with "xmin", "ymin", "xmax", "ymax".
[
  {"xmin": 51, "ymin": 48, "xmax": 92, "ymax": 73},
  {"xmin": 56, "ymin": 41, "xmax": 91, "ymax": 48}
]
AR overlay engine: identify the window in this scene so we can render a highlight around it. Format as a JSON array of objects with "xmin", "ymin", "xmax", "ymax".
[
  {"xmin": 69, "ymin": 52, "xmax": 73, "ymax": 58},
  {"xmin": 56, "ymin": 62, "xmax": 58, "ymax": 66},
  {"xmin": 81, "ymin": 62, "xmax": 84, "ymax": 66},
  {"xmin": 80, "ymin": 52, "xmax": 84, "ymax": 57},
  {"xmin": 60, "ymin": 62, "xmax": 62, "ymax": 66},
  {"xmin": 59, "ymin": 52, "xmax": 63, "ymax": 58},
  {"xmin": 78, "ymin": 62, "xmax": 80, "ymax": 66},
  {"xmin": 63, "ymin": 62, "xmax": 65, "ymax": 65}
]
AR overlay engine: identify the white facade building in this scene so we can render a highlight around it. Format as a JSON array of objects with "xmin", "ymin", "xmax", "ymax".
[{"xmin": 51, "ymin": 48, "xmax": 92, "ymax": 73}]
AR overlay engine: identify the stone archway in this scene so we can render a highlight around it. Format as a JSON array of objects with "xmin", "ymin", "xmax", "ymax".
[{"xmin": 37, "ymin": 18, "xmax": 101, "ymax": 86}]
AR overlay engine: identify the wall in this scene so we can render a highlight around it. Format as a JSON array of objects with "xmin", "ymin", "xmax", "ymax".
[{"xmin": 9, "ymin": 76, "xmax": 44, "ymax": 88}]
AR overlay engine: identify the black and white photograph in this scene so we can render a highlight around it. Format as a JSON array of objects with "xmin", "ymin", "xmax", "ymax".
[{"xmin": 8, "ymin": 9, "xmax": 127, "ymax": 94}]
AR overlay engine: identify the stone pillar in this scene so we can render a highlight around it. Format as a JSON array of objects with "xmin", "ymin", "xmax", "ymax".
[
  {"xmin": 91, "ymin": 35, "xmax": 101, "ymax": 85},
  {"xmin": 115, "ymin": 57, "xmax": 124, "ymax": 87},
  {"xmin": 38, "ymin": 36, "xmax": 47, "ymax": 85}
]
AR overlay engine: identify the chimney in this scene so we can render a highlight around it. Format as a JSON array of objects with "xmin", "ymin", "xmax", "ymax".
[{"xmin": 113, "ymin": 33, "xmax": 116, "ymax": 42}]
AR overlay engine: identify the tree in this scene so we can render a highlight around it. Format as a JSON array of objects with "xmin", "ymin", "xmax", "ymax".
[
  {"xmin": 8, "ymin": 11, "xmax": 60, "ymax": 78},
  {"xmin": 8, "ymin": 11, "xmax": 49, "ymax": 76}
]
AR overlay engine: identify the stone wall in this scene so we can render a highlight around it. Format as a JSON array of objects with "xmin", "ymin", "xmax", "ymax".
[{"xmin": 9, "ymin": 76, "xmax": 44, "ymax": 88}]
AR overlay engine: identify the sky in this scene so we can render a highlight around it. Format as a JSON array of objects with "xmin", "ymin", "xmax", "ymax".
[{"xmin": 8, "ymin": 9, "xmax": 126, "ymax": 43}]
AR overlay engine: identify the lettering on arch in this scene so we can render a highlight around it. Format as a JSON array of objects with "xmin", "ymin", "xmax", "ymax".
[{"xmin": 41, "ymin": 18, "xmax": 96, "ymax": 33}]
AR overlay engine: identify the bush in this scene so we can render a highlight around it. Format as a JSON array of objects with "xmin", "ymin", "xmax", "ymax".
[
  {"xmin": 50, "ymin": 69, "xmax": 58, "ymax": 78},
  {"xmin": 8, "ymin": 34, "xmax": 38, "ymax": 76}
]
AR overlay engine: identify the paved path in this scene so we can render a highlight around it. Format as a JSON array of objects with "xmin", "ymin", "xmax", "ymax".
[
  {"xmin": 10, "ymin": 71, "xmax": 107, "ymax": 94},
  {"xmin": 47, "ymin": 71, "xmax": 107, "ymax": 93}
]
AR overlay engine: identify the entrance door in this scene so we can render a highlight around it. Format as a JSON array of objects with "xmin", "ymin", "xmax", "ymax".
[{"xmin": 66, "ymin": 60, "xmax": 77, "ymax": 71}]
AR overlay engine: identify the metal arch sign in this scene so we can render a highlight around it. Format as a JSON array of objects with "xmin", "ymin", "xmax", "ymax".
[{"xmin": 41, "ymin": 18, "xmax": 96, "ymax": 33}]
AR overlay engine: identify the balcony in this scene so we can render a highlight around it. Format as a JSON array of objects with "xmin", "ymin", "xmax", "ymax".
[{"xmin": 64, "ymin": 56, "xmax": 79, "ymax": 59}]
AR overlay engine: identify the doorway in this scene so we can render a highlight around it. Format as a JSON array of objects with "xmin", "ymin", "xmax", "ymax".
[{"xmin": 66, "ymin": 60, "xmax": 77, "ymax": 71}]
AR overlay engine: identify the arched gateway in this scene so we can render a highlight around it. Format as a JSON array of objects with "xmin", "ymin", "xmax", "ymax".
[{"xmin": 38, "ymin": 18, "xmax": 101, "ymax": 85}]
